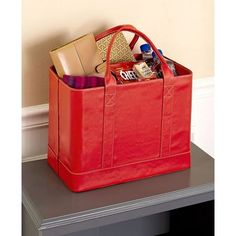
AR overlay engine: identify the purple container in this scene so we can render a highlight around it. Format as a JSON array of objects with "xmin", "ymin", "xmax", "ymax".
[{"xmin": 63, "ymin": 75, "xmax": 104, "ymax": 89}]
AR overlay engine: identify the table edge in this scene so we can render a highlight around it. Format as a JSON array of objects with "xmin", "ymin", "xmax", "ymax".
[{"xmin": 29, "ymin": 182, "xmax": 214, "ymax": 231}]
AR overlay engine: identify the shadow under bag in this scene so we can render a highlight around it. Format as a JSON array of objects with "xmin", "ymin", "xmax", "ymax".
[{"xmin": 47, "ymin": 25, "xmax": 193, "ymax": 192}]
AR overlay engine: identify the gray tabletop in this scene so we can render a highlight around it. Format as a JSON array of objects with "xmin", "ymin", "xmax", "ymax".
[{"xmin": 22, "ymin": 143, "xmax": 214, "ymax": 235}]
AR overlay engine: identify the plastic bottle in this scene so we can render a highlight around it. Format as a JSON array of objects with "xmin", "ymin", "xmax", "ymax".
[
  {"xmin": 140, "ymin": 44, "xmax": 163, "ymax": 77},
  {"xmin": 151, "ymin": 52, "xmax": 163, "ymax": 78},
  {"xmin": 140, "ymin": 44, "xmax": 178, "ymax": 78},
  {"xmin": 140, "ymin": 44, "xmax": 153, "ymax": 60},
  {"xmin": 153, "ymin": 50, "xmax": 178, "ymax": 76}
]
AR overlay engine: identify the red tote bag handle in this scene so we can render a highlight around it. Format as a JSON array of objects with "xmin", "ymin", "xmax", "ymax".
[
  {"xmin": 95, "ymin": 24, "xmax": 139, "ymax": 50},
  {"xmin": 102, "ymin": 26, "xmax": 175, "ymax": 168},
  {"xmin": 104, "ymin": 25, "xmax": 174, "ymax": 88}
]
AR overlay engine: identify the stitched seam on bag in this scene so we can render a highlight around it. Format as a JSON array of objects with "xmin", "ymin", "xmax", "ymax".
[
  {"xmin": 58, "ymin": 150, "xmax": 190, "ymax": 175},
  {"xmin": 72, "ymin": 165, "xmax": 190, "ymax": 191},
  {"xmin": 161, "ymin": 86, "xmax": 169, "ymax": 156},
  {"xmin": 103, "ymin": 89, "xmax": 116, "ymax": 168},
  {"xmin": 155, "ymin": 79, "xmax": 163, "ymax": 159},
  {"xmin": 57, "ymin": 76, "xmax": 60, "ymax": 174},
  {"xmin": 102, "ymin": 91, "xmax": 108, "ymax": 168},
  {"xmin": 101, "ymin": 95, "xmax": 106, "ymax": 168},
  {"xmin": 105, "ymin": 94, "xmax": 115, "ymax": 106},
  {"xmin": 78, "ymin": 164, "xmax": 190, "ymax": 191},
  {"xmin": 165, "ymin": 85, "xmax": 174, "ymax": 155},
  {"xmin": 111, "ymin": 95, "xmax": 116, "ymax": 168},
  {"xmin": 169, "ymin": 85, "xmax": 175, "ymax": 154},
  {"xmin": 102, "ymin": 90, "xmax": 116, "ymax": 168},
  {"xmin": 159, "ymin": 80, "xmax": 165, "ymax": 157},
  {"xmin": 166, "ymin": 85, "xmax": 174, "ymax": 155},
  {"xmin": 109, "ymin": 98, "xmax": 115, "ymax": 167}
]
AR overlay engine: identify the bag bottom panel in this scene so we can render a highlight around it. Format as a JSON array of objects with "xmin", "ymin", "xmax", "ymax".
[{"xmin": 48, "ymin": 146, "xmax": 190, "ymax": 192}]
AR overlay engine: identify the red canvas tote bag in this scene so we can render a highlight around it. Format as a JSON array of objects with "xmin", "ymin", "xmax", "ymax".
[{"xmin": 48, "ymin": 25, "xmax": 192, "ymax": 192}]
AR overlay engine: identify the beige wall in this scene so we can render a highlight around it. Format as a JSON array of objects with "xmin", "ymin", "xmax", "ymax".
[{"xmin": 22, "ymin": 0, "xmax": 214, "ymax": 107}]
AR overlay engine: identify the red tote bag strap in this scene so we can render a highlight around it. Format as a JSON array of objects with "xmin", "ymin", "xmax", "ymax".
[
  {"xmin": 95, "ymin": 24, "xmax": 139, "ymax": 50},
  {"xmin": 102, "ymin": 26, "xmax": 175, "ymax": 168}
]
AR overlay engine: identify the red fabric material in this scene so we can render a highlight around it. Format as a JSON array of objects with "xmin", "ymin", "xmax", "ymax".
[
  {"xmin": 53, "ymin": 146, "xmax": 190, "ymax": 192},
  {"xmin": 47, "ymin": 25, "xmax": 192, "ymax": 192}
]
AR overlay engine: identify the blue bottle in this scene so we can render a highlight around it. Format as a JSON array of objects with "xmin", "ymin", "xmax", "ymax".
[
  {"xmin": 140, "ymin": 44, "xmax": 153, "ymax": 60},
  {"xmin": 153, "ymin": 50, "xmax": 177, "ymax": 76}
]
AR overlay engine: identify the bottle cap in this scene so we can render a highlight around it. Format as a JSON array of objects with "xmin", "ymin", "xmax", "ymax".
[
  {"xmin": 152, "ymin": 51, "xmax": 157, "ymax": 59},
  {"xmin": 152, "ymin": 49, "xmax": 163, "ymax": 58},
  {"xmin": 140, "ymin": 44, "xmax": 151, "ymax": 53},
  {"xmin": 158, "ymin": 49, "xmax": 163, "ymax": 55}
]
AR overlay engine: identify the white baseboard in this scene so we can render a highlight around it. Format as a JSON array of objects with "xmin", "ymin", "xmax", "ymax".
[
  {"xmin": 22, "ymin": 104, "xmax": 49, "ymax": 161},
  {"xmin": 22, "ymin": 103, "xmax": 49, "ymax": 130},
  {"xmin": 191, "ymin": 77, "xmax": 214, "ymax": 157},
  {"xmin": 22, "ymin": 77, "xmax": 214, "ymax": 161},
  {"xmin": 22, "ymin": 154, "xmax": 47, "ymax": 163}
]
